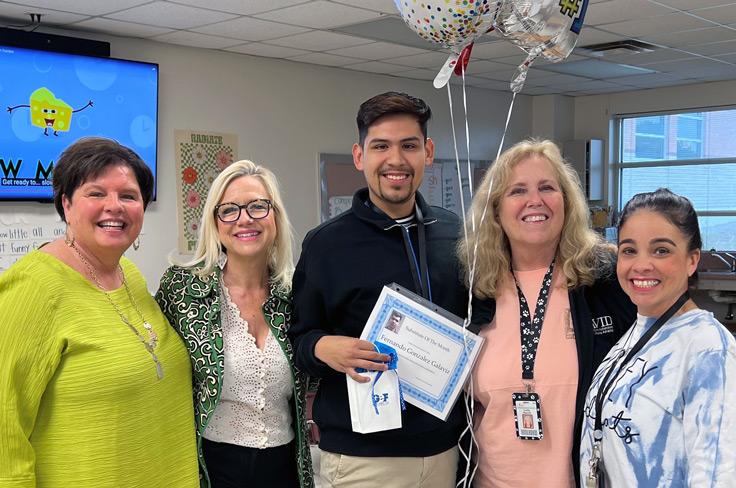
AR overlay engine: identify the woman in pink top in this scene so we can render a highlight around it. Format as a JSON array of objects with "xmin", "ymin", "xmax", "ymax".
[{"xmin": 458, "ymin": 139, "xmax": 635, "ymax": 487}]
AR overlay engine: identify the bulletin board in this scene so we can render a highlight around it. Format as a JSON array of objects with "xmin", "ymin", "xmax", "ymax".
[{"xmin": 319, "ymin": 152, "xmax": 489, "ymax": 222}]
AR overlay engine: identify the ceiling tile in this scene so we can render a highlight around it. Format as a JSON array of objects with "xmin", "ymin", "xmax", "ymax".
[
  {"xmin": 643, "ymin": 27, "xmax": 736, "ymax": 48},
  {"xmin": 255, "ymin": 0, "xmax": 381, "ymax": 29},
  {"xmin": 384, "ymin": 51, "xmax": 452, "ymax": 69},
  {"xmin": 395, "ymin": 68, "xmax": 437, "ymax": 80},
  {"xmin": 477, "ymin": 67, "xmax": 521, "ymax": 82},
  {"xmin": 0, "ymin": 3, "xmax": 87, "ymax": 25},
  {"xmin": 598, "ymin": 13, "xmax": 713, "ymax": 38},
  {"xmin": 689, "ymin": 39, "xmax": 736, "ymax": 56},
  {"xmin": 597, "ymin": 47, "xmax": 695, "ymax": 66},
  {"xmin": 654, "ymin": 0, "xmax": 736, "ymax": 10},
  {"xmin": 344, "ymin": 60, "xmax": 410, "ymax": 74},
  {"xmin": 327, "ymin": 42, "xmax": 427, "ymax": 60},
  {"xmin": 224, "ymin": 42, "xmax": 311, "ymax": 58},
  {"xmin": 2, "ymin": 0, "xmax": 149, "ymax": 16},
  {"xmin": 192, "ymin": 16, "xmax": 308, "ymax": 41},
  {"xmin": 152, "ymin": 30, "xmax": 243, "ymax": 49},
  {"xmin": 608, "ymin": 72, "xmax": 688, "ymax": 87},
  {"xmin": 694, "ymin": 72, "xmax": 736, "ymax": 82},
  {"xmin": 70, "ymin": 18, "xmax": 174, "ymax": 38},
  {"xmin": 690, "ymin": 4, "xmax": 736, "ymax": 24},
  {"xmin": 287, "ymin": 52, "xmax": 363, "ymax": 66},
  {"xmin": 540, "ymin": 58, "xmax": 656, "ymax": 78},
  {"xmin": 330, "ymin": 0, "xmax": 397, "ymax": 14},
  {"xmin": 575, "ymin": 27, "xmax": 626, "ymax": 47},
  {"xmin": 527, "ymin": 72, "xmax": 596, "ymax": 86},
  {"xmin": 522, "ymin": 86, "xmax": 566, "ymax": 95},
  {"xmin": 166, "ymin": 0, "xmax": 309, "ymax": 16},
  {"xmin": 265, "ymin": 30, "xmax": 373, "ymax": 51},
  {"xmin": 334, "ymin": 16, "xmax": 446, "ymax": 49},
  {"xmin": 105, "ymin": 1, "xmax": 238, "ymax": 30},
  {"xmin": 547, "ymin": 79, "xmax": 632, "ymax": 91},
  {"xmin": 584, "ymin": 0, "xmax": 676, "ymax": 26},
  {"xmin": 472, "ymin": 79, "xmax": 514, "ymax": 92},
  {"xmin": 645, "ymin": 57, "xmax": 736, "ymax": 77}
]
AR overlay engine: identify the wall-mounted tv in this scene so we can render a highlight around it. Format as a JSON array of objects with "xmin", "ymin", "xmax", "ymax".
[{"xmin": 0, "ymin": 44, "xmax": 158, "ymax": 201}]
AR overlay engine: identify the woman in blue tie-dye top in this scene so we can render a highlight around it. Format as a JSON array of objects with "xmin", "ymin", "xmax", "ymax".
[{"xmin": 580, "ymin": 188, "xmax": 735, "ymax": 487}]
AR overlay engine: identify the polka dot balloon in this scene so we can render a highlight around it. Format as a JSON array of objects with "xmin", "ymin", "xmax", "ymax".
[{"xmin": 393, "ymin": 0, "xmax": 498, "ymax": 52}]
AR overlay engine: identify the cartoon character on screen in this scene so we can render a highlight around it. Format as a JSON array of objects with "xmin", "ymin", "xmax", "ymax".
[{"xmin": 7, "ymin": 87, "xmax": 93, "ymax": 136}]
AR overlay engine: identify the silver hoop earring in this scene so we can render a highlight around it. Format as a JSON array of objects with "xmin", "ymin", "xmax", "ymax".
[{"xmin": 133, "ymin": 237, "xmax": 141, "ymax": 251}]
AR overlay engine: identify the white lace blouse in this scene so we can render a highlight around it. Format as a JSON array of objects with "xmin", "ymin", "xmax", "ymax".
[{"xmin": 202, "ymin": 282, "xmax": 294, "ymax": 448}]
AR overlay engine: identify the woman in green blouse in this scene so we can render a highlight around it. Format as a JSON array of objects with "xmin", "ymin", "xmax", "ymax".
[
  {"xmin": 156, "ymin": 160, "xmax": 313, "ymax": 488},
  {"xmin": 0, "ymin": 137, "xmax": 199, "ymax": 487}
]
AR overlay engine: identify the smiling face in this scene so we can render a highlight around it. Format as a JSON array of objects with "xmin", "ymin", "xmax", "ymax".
[
  {"xmin": 62, "ymin": 164, "xmax": 144, "ymax": 262},
  {"xmin": 617, "ymin": 209, "xmax": 700, "ymax": 317},
  {"xmin": 497, "ymin": 155, "xmax": 565, "ymax": 261},
  {"xmin": 352, "ymin": 113, "xmax": 434, "ymax": 219},
  {"xmin": 216, "ymin": 175, "xmax": 276, "ymax": 265}
]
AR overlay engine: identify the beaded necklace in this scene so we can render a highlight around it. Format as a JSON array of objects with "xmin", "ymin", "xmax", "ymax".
[{"xmin": 68, "ymin": 241, "xmax": 164, "ymax": 380}]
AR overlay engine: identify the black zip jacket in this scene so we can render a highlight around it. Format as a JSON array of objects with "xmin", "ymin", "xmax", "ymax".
[
  {"xmin": 468, "ymin": 261, "xmax": 636, "ymax": 485},
  {"xmin": 289, "ymin": 188, "xmax": 468, "ymax": 457}
]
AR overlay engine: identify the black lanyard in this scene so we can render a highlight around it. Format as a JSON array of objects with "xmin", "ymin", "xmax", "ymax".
[
  {"xmin": 400, "ymin": 204, "xmax": 431, "ymax": 301},
  {"xmin": 593, "ymin": 291, "xmax": 690, "ymax": 433},
  {"xmin": 514, "ymin": 261, "xmax": 555, "ymax": 381}
]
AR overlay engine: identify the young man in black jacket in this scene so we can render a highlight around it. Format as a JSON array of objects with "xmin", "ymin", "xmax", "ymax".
[{"xmin": 289, "ymin": 92, "xmax": 467, "ymax": 487}]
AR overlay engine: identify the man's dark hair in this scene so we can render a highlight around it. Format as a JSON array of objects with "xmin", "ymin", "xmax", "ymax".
[
  {"xmin": 52, "ymin": 137, "xmax": 154, "ymax": 221},
  {"xmin": 356, "ymin": 92, "xmax": 432, "ymax": 146}
]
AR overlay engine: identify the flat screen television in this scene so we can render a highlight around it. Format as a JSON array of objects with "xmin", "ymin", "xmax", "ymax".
[{"xmin": 0, "ymin": 44, "xmax": 158, "ymax": 201}]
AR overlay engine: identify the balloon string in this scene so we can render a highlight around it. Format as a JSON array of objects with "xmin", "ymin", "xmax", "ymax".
[
  {"xmin": 446, "ymin": 78, "xmax": 468, "ymax": 243},
  {"xmin": 446, "ymin": 71, "xmax": 477, "ymax": 488},
  {"xmin": 456, "ymin": 90, "xmax": 517, "ymax": 488},
  {"xmin": 461, "ymin": 67, "xmax": 474, "ymax": 235}
]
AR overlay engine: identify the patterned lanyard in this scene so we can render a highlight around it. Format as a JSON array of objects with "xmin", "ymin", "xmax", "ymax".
[
  {"xmin": 514, "ymin": 261, "xmax": 555, "ymax": 382},
  {"xmin": 593, "ymin": 291, "xmax": 690, "ymax": 433}
]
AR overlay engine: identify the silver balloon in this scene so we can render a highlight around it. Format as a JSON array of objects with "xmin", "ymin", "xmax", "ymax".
[{"xmin": 495, "ymin": 0, "xmax": 589, "ymax": 91}]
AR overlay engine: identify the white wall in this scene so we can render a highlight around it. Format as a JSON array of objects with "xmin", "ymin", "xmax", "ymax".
[
  {"xmin": 532, "ymin": 94, "xmax": 575, "ymax": 143},
  {"xmin": 0, "ymin": 30, "xmax": 533, "ymax": 288}
]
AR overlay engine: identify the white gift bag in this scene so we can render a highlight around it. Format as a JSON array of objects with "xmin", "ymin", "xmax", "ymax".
[{"xmin": 347, "ymin": 342, "xmax": 405, "ymax": 434}]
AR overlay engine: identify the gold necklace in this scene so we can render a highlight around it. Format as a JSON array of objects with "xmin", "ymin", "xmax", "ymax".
[{"xmin": 68, "ymin": 241, "xmax": 164, "ymax": 380}]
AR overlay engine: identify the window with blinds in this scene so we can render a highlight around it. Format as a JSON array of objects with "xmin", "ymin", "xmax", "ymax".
[{"xmin": 615, "ymin": 108, "xmax": 736, "ymax": 250}]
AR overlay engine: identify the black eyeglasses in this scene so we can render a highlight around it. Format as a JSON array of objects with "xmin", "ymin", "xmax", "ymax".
[{"xmin": 215, "ymin": 199, "xmax": 272, "ymax": 222}]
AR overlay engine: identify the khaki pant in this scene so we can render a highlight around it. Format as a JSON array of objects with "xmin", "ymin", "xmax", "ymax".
[{"xmin": 318, "ymin": 446, "xmax": 459, "ymax": 488}]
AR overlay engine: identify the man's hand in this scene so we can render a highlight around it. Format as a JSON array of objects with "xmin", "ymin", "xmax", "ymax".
[{"xmin": 315, "ymin": 336, "xmax": 390, "ymax": 383}]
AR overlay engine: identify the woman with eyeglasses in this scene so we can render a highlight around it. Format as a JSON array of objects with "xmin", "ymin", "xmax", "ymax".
[{"xmin": 156, "ymin": 160, "xmax": 313, "ymax": 488}]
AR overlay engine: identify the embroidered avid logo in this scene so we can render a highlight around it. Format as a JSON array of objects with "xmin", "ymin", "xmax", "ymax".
[{"xmin": 592, "ymin": 315, "xmax": 614, "ymax": 335}]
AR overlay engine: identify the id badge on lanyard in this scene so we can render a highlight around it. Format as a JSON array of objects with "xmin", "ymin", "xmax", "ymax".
[
  {"xmin": 511, "ymin": 261, "xmax": 555, "ymax": 441},
  {"xmin": 512, "ymin": 390, "xmax": 543, "ymax": 440}
]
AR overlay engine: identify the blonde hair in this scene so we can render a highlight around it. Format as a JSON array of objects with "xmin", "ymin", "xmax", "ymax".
[
  {"xmin": 459, "ymin": 139, "xmax": 610, "ymax": 298},
  {"xmin": 177, "ymin": 160, "xmax": 295, "ymax": 290}
]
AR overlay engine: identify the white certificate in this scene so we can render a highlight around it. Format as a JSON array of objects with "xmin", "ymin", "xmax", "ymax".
[{"xmin": 360, "ymin": 284, "xmax": 483, "ymax": 420}]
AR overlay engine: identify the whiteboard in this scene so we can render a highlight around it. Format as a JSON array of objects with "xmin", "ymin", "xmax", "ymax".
[{"xmin": 0, "ymin": 210, "xmax": 66, "ymax": 273}]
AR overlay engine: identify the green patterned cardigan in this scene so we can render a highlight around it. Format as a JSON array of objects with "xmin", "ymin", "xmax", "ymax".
[{"xmin": 155, "ymin": 265, "xmax": 314, "ymax": 488}]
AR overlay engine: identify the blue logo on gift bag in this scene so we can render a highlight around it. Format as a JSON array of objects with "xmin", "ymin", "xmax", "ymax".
[
  {"xmin": 373, "ymin": 393, "xmax": 390, "ymax": 406},
  {"xmin": 365, "ymin": 342, "xmax": 406, "ymax": 415}
]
